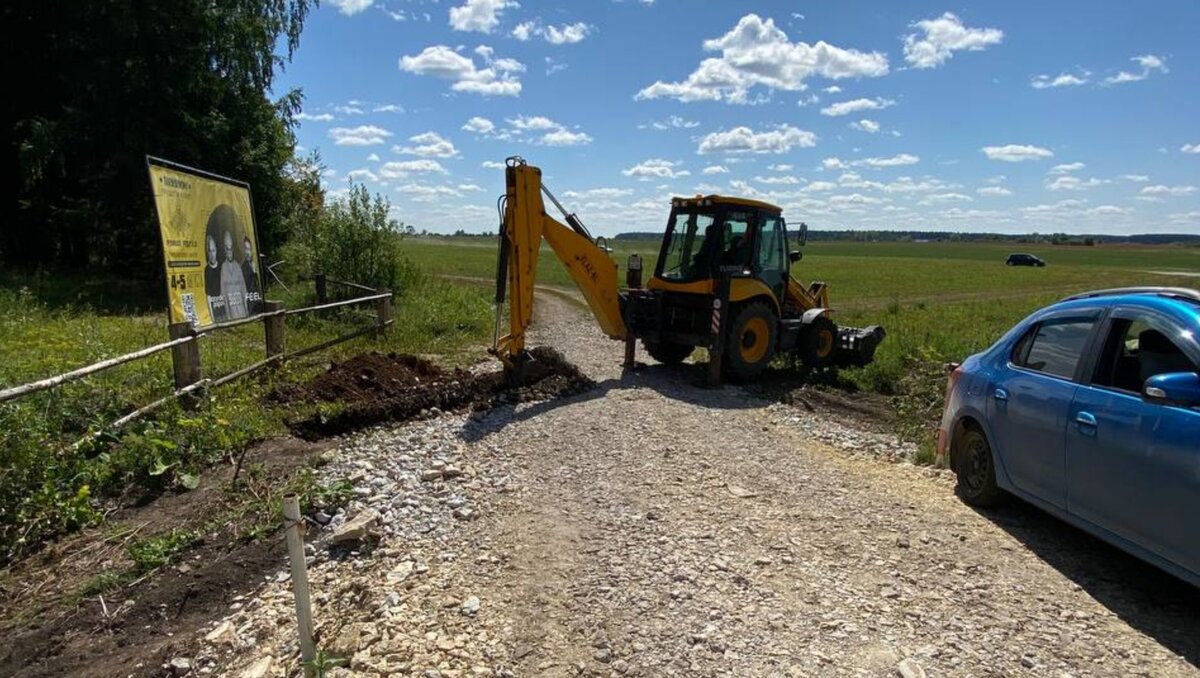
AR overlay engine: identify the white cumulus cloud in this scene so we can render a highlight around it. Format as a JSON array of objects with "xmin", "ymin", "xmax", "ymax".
[
  {"xmin": 636, "ymin": 14, "xmax": 888, "ymax": 104},
  {"xmin": 544, "ymin": 22, "xmax": 591, "ymax": 44},
  {"xmin": 855, "ymin": 153, "xmax": 919, "ymax": 168},
  {"xmin": 448, "ymin": 0, "xmax": 516, "ymax": 33},
  {"xmin": 820, "ymin": 97, "xmax": 895, "ymax": 117},
  {"xmin": 647, "ymin": 115, "xmax": 700, "ymax": 130},
  {"xmin": 981, "ymin": 144, "xmax": 1054, "ymax": 162},
  {"xmin": 1141, "ymin": 184, "xmax": 1196, "ymax": 196},
  {"xmin": 1181, "ymin": 143, "xmax": 1200, "ymax": 154},
  {"xmin": 851, "ymin": 119, "xmax": 880, "ymax": 134},
  {"xmin": 702, "ymin": 165, "xmax": 730, "ymax": 175},
  {"xmin": 1046, "ymin": 176, "xmax": 1107, "ymax": 191},
  {"xmin": 329, "ymin": 0, "xmax": 374, "ymax": 16},
  {"xmin": 1031, "ymin": 72, "xmax": 1088, "ymax": 89},
  {"xmin": 623, "ymin": 159, "xmax": 691, "ymax": 180},
  {"xmin": 1049, "ymin": 162, "xmax": 1085, "ymax": 175},
  {"xmin": 462, "ymin": 117, "xmax": 496, "ymax": 135},
  {"xmin": 512, "ymin": 20, "xmax": 592, "ymax": 44},
  {"xmin": 399, "ymin": 45, "xmax": 524, "ymax": 96},
  {"xmin": 503, "ymin": 115, "xmax": 593, "ymax": 145},
  {"xmin": 697, "ymin": 125, "xmax": 817, "ymax": 154},
  {"xmin": 396, "ymin": 132, "xmax": 459, "ymax": 158},
  {"xmin": 903, "ymin": 12, "xmax": 1003, "ymax": 69},
  {"xmin": 1105, "ymin": 54, "xmax": 1168, "ymax": 85},
  {"xmin": 977, "ymin": 186, "xmax": 1012, "ymax": 196},
  {"xmin": 329, "ymin": 125, "xmax": 393, "ymax": 146},
  {"xmin": 379, "ymin": 160, "xmax": 449, "ymax": 179},
  {"xmin": 541, "ymin": 129, "xmax": 593, "ymax": 146},
  {"xmin": 296, "ymin": 112, "xmax": 335, "ymax": 122}
]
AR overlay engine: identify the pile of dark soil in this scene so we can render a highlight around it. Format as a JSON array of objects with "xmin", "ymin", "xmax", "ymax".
[{"xmin": 287, "ymin": 347, "xmax": 593, "ymax": 439}]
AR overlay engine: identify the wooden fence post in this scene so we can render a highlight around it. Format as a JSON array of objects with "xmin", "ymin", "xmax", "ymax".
[
  {"xmin": 168, "ymin": 322, "xmax": 202, "ymax": 409},
  {"xmin": 376, "ymin": 291, "xmax": 392, "ymax": 336},
  {"xmin": 264, "ymin": 300, "xmax": 286, "ymax": 362},
  {"xmin": 314, "ymin": 274, "xmax": 327, "ymax": 304}
]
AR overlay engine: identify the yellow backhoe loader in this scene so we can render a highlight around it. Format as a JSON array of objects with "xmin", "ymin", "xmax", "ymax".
[{"xmin": 490, "ymin": 157, "xmax": 885, "ymax": 383}]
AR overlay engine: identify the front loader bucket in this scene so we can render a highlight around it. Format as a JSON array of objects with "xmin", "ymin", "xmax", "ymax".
[{"xmin": 835, "ymin": 325, "xmax": 886, "ymax": 367}]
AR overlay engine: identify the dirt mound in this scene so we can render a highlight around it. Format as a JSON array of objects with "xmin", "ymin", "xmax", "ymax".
[
  {"xmin": 309, "ymin": 352, "xmax": 449, "ymax": 401},
  {"xmin": 267, "ymin": 353, "xmax": 455, "ymax": 404},
  {"xmin": 288, "ymin": 346, "xmax": 593, "ymax": 439}
]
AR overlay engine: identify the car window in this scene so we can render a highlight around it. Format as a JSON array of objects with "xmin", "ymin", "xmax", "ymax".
[
  {"xmin": 1092, "ymin": 315, "xmax": 1199, "ymax": 392},
  {"xmin": 1012, "ymin": 318, "xmax": 1097, "ymax": 379}
]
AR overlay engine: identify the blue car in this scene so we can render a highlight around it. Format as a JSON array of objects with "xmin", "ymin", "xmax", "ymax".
[{"xmin": 938, "ymin": 287, "xmax": 1200, "ymax": 587}]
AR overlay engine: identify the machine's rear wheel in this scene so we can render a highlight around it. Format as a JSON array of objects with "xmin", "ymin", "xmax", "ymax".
[
  {"xmin": 643, "ymin": 339, "xmax": 693, "ymax": 365},
  {"xmin": 725, "ymin": 302, "xmax": 777, "ymax": 381},
  {"xmin": 798, "ymin": 315, "xmax": 838, "ymax": 369}
]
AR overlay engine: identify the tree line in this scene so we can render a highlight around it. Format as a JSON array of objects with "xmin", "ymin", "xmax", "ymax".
[{"xmin": 2, "ymin": 0, "xmax": 320, "ymax": 272}]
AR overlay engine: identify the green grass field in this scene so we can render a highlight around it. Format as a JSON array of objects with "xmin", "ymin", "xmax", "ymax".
[{"xmin": 402, "ymin": 235, "xmax": 1200, "ymax": 454}]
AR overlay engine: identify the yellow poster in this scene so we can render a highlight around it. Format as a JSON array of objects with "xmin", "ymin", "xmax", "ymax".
[{"xmin": 147, "ymin": 158, "xmax": 264, "ymax": 328}]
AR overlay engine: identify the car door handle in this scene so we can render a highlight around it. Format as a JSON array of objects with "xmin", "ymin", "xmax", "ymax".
[
  {"xmin": 993, "ymin": 388, "xmax": 1008, "ymax": 402},
  {"xmin": 1075, "ymin": 411, "xmax": 1097, "ymax": 427}
]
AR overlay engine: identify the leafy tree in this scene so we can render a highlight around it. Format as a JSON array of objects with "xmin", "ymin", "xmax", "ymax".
[{"xmin": 1, "ymin": 0, "xmax": 313, "ymax": 273}]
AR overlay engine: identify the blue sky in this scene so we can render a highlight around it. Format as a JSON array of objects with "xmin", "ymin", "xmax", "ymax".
[{"xmin": 276, "ymin": 0, "xmax": 1200, "ymax": 236}]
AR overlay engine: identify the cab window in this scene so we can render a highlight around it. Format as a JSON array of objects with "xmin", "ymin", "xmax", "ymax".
[
  {"xmin": 1012, "ymin": 317, "xmax": 1097, "ymax": 379},
  {"xmin": 659, "ymin": 211, "xmax": 716, "ymax": 281},
  {"xmin": 755, "ymin": 216, "xmax": 786, "ymax": 273},
  {"xmin": 719, "ymin": 211, "xmax": 754, "ymax": 268}
]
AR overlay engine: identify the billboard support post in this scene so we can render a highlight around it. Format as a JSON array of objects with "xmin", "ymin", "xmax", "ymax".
[
  {"xmin": 168, "ymin": 322, "xmax": 202, "ymax": 410},
  {"xmin": 264, "ymin": 300, "xmax": 286, "ymax": 360}
]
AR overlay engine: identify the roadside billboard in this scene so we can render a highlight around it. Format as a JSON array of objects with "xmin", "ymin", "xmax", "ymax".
[{"xmin": 147, "ymin": 157, "xmax": 264, "ymax": 328}]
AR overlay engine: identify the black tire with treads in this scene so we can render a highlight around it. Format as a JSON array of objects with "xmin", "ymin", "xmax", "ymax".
[
  {"xmin": 954, "ymin": 427, "xmax": 1004, "ymax": 507},
  {"xmin": 798, "ymin": 315, "xmax": 837, "ymax": 369},
  {"xmin": 724, "ymin": 301, "xmax": 777, "ymax": 381}
]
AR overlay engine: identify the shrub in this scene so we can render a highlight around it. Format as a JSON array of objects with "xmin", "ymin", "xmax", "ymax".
[{"xmin": 285, "ymin": 183, "xmax": 418, "ymax": 292}]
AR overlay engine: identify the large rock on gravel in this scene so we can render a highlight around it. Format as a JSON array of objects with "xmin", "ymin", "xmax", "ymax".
[{"xmin": 332, "ymin": 509, "xmax": 380, "ymax": 544}]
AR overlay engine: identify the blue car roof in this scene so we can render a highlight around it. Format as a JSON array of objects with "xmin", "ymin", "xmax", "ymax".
[{"xmin": 1053, "ymin": 288, "xmax": 1200, "ymax": 325}]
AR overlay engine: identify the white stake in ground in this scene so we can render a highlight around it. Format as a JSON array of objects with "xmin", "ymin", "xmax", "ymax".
[{"xmin": 282, "ymin": 493, "xmax": 317, "ymax": 675}]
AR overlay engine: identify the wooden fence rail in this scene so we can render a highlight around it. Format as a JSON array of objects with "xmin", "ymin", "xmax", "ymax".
[
  {"xmin": 0, "ymin": 333, "xmax": 204, "ymax": 405},
  {"xmin": 1, "ymin": 282, "xmax": 393, "ymax": 439}
]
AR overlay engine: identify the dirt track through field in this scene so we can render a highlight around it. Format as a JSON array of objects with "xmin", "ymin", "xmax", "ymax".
[{"xmin": 183, "ymin": 291, "xmax": 1198, "ymax": 677}]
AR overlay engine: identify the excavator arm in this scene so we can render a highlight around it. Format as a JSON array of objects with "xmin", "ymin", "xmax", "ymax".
[{"xmin": 491, "ymin": 158, "xmax": 626, "ymax": 377}]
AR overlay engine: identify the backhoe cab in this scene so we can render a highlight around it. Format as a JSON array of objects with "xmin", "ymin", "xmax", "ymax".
[{"xmin": 490, "ymin": 158, "xmax": 884, "ymax": 383}]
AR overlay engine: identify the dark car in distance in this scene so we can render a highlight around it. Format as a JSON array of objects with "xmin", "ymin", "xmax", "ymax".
[{"xmin": 1006, "ymin": 253, "xmax": 1046, "ymax": 267}]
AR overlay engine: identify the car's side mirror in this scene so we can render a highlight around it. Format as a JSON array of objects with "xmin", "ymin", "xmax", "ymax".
[
  {"xmin": 789, "ymin": 250, "xmax": 803, "ymax": 263},
  {"xmin": 797, "ymin": 221, "xmax": 808, "ymax": 247},
  {"xmin": 1143, "ymin": 371, "xmax": 1200, "ymax": 408}
]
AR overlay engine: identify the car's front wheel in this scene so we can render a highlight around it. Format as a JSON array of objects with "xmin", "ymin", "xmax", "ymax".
[{"xmin": 954, "ymin": 426, "xmax": 1003, "ymax": 507}]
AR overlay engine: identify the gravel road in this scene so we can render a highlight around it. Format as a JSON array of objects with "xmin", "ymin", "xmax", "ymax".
[{"xmin": 189, "ymin": 293, "xmax": 1199, "ymax": 678}]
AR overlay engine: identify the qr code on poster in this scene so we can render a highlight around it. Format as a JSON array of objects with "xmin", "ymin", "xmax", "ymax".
[{"xmin": 180, "ymin": 293, "xmax": 199, "ymax": 327}]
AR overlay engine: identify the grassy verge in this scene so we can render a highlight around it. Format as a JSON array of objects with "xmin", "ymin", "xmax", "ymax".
[{"xmin": 0, "ymin": 267, "xmax": 491, "ymax": 564}]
